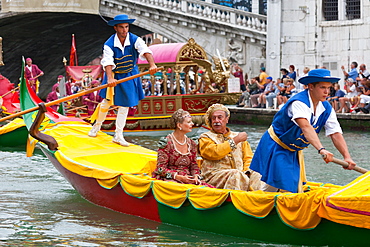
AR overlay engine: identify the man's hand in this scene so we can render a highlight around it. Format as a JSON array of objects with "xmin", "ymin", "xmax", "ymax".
[
  {"xmin": 320, "ymin": 149, "xmax": 334, "ymax": 163},
  {"xmin": 107, "ymin": 77, "xmax": 117, "ymax": 87},
  {"xmin": 343, "ymin": 157, "xmax": 356, "ymax": 170},
  {"xmin": 233, "ymin": 132, "xmax": 248, "ymax": 145},
  {"xmin": 149, "ymin": 64, "xmax": 158, "ymax": 75}
]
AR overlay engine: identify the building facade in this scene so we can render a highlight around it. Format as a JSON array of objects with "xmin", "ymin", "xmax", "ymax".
[{"xmin": 267, "ymin": 0, "xmax": 370, "ymax": 86}]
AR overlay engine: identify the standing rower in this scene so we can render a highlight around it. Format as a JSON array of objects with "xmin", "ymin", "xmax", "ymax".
[
  {"xmin": 250, "ymin": 69, "xmax": 356, "ymax": 193},
  {"xmin": 88, "ymin": 14, "xmax": 157, "ymax": 146}
]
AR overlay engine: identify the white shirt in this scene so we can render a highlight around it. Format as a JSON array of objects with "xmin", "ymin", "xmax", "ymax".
[
  {"xmin": 346, "ymin": 84, "xmax": 358, "ymax": 98},
  {"xmin": 101, "ymin": 33, "xmax": 152, "ymax": 70},
  {"xmin": 288, "ymin": 92, "xmax": 342, "ymax": 136}
]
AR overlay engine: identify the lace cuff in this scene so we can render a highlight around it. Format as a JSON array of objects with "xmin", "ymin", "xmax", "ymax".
[{"xmin": 228, "ymin": 139, "xmax": 237, "ymax": 150}]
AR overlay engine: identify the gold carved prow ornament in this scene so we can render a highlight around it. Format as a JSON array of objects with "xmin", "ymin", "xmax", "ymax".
[{"xmin": 187, "ymin": 54, "xmax": 231, "ymax": 94}]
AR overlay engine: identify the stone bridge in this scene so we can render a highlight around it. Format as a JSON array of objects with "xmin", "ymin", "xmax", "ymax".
[{"xmin": 0, "ymin": 0, "xmax": 266, "ymax": 99}]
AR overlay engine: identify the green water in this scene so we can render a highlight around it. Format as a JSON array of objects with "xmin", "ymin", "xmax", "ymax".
[{"xmin": 0, "ymin": 125, "xmax": 368, "ymax": 246}]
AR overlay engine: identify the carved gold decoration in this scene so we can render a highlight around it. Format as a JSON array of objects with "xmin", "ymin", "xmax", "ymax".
[
  {"xmin": 167, "ymin": 102, "xmax": 174, "ymax": 110},
  {"xmin": 155, "ymin": 102, "xmax": 162, "ymax": 111},
  {"xmin": 179, "ymin": 38, "xmax": 207, "ymax": 61},
  {"xmin": 140, "ymin": 119, "xmax": 171, "ymax": 130},
  {"xmin": 125, "ymin": 121, "xmax": 140, "ymax": 130},
  {"xmin": 100, "ymin": 120, "xmax": 140, "ymax": 130},
  {"xmin": 191, "ymin": 115, "xmax": 205, "ymax": 127},
  {"xmin": 188, "ymin": 55, "xmax": 231, "ymax": 94},
  {"xmin": 137, "ymin": 115, "xmax": 205, "ymax": 130},
  {"xmin": 81, "ymin": 69, "xmax": 93, "ymax": 88},
  {"xmin": 101, "ymin": 120, "xmax": 116, "ymax": 130},
  {"xmin": 82, "ymin": 68, "xmax": 92, "ymax": 73},
  {"xmin": 184, "ymin": 98, "xmax": 220, "ymax": 112},
  {"xmin": 220, "ymin": 93, "xmax": 241, "ymax": 105},
  {"xmin": 142, "ymin": 103, "xmax": 150, "ymax": 111}
]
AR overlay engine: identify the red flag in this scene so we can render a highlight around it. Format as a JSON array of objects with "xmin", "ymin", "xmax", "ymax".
[{"xmin": 69, "ymin": 34, "xmax": 78, "ymax": 66}]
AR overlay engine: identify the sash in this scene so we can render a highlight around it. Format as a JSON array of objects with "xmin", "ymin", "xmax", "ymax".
[{"xmin": 268, "ymin": 125, "xmax": 307, "ymax": 193}]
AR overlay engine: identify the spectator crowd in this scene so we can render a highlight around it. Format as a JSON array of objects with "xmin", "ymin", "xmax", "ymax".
[{"xmin": 235, "ymin": 62, "xmax": 370, "ymax": 114}]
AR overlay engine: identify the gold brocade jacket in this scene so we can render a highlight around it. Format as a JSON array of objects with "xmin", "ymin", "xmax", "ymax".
[{"xmin": 198, "ymin": 129, "xmax": 253, "ymax": 179}]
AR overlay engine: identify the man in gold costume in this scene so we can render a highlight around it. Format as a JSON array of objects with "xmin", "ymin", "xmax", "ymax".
[{"xmin": 198, "ymin": 104, "xmax": 264, "ymax": 191}]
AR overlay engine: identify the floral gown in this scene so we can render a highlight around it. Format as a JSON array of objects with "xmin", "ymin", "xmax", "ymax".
[{"xmin": 152, "ymin": 135, "xmax": 213, "ymax": 187}]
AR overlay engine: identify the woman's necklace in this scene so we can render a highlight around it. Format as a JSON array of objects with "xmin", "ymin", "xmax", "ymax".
[{"xmin": 171, "ymin": 133, "xmax": 187, "ymax": 145}]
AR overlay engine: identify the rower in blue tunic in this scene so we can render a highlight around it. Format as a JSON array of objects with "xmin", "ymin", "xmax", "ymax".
[
  {"xmin": 250, "ymin": 69, "xmax": 357, "ymax": 193},
  {"xmin": 88, "ymin": 14, "xmax": 157, "ymax": 146}
]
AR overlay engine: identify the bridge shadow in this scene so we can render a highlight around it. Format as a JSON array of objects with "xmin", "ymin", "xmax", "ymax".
[{"xmin": 0, "ymin": 12, "xmax": 151, "ymax": 100}]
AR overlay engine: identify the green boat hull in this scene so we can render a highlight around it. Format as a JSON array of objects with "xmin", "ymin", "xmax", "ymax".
[{"xmin": 0, "ymin": 125, "xmax": 28, "ymax": 147}]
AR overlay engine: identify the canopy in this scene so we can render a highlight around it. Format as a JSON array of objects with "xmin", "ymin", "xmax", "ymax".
[
  {"xmin": 138, "ymin": 38, "xmax": 207, "ymax": 65},
  {"xmin": 138, "ymin": 43, "xmax": 186, "ymax": 64},
  {"xmin": 65, "ymin": 65, "xmax": 103, "ymax": 81}
]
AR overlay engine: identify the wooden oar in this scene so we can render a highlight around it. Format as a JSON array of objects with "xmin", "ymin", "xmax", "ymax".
[
  {"xmin": 322, "ymin": 154, "xmax": 368, "ymax": 174},
  {"xmin": 65, "ymin": 105, "xmax": 87, "ymax": 113},
  {"xmin": 0, "ymin": 86, "xmax": 19, "ymax": 98},
  {"xmin": 0, "ymin": 67, "xmax": 163, "ymax": 122}
]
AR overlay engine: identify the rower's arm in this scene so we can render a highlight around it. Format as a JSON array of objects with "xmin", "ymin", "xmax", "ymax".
[
  {"xmin": 295, "ymin": 118, "xmax": 334, "ymax": 162},
  {"xmin": 295, "ymin": 118, "xmax": 323, "ymax": 150},
  {"xmin": 143, "ymin": 53, "xmax": 157, "ymax": 75},
  {"xmin": 105, "ymin": 65, "xmax": 116, "ymax": 87},
  {"xmin": 330, "ymin": 132, "xmax": 356, "ymax": 169}
]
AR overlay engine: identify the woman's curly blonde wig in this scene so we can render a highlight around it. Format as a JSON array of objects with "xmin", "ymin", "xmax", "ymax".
[{"xmin": 170, "ymin": 109, "xmax": 190, "ymax": 129}]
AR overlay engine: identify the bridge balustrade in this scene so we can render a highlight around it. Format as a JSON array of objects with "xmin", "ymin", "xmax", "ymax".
[{"xmin": 110, "ymin": 0, "xmax": 266, "ymax": 33}]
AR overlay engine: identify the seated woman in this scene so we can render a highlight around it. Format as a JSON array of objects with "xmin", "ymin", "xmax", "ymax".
[{"xmin": 152, "ymin": 109, "xmax": 213, "ymax": 187}]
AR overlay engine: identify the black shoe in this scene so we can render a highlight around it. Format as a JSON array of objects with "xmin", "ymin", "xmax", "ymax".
[
  {"xmin": 254, "ymin": 104, "xmax": 262, "ymax": 108},
  {"xmin": 236, "ymin": 104, "xmax": 244, "ymax": 107}
]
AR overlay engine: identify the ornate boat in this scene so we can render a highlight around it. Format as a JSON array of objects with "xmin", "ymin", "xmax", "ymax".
[
  {"xmin": 64, "ymin": 38, "xmax": 240, "ymax": 134},
  {"xmin": 20, "ymin": 61, "xmax": 370, "ymax": 246}
]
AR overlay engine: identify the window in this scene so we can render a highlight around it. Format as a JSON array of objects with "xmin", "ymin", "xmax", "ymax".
[
  {"xmin": 346, "ymin": 0, "xmax": 360, "ymax": 20},
  {"xmin": 323, "ymin": 62, "xmax": 338, "ymax": 71},
  {"xmin": 323, "ymin": 0, "xmax": 338, "ymax": 21},
  {"xmin": 259, "ymin": 0, "xmax": 267, "ymax": 15}
]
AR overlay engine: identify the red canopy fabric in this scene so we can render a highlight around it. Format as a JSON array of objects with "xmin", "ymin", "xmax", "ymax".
[
  {"xmin": 0, "ymin": 75, "xmax": 19, "ymax": 113},
  {"xmin": 65, "ymin": 65, "xmax": 103, "ymax": 81}
]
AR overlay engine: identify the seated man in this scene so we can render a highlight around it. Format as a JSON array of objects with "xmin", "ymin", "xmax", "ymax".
[
  {"xmin": 337, "ymin": 78, "xmax": 358, "ymax": 113},
  {"xmin": 257, "ymin": 76, "xmax": 276, "ymax": 108},
  {"xmin": 198, "ymin": 103, "xmax": 264, "ymax": 191}
]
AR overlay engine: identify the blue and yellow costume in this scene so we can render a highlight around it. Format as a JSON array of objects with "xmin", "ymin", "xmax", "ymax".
[
  {"xmin": 250, "ymin": 90, "xmax": 332, "ymax": 193},
  {"xmin": 99, "ymin": 33, "xmax": 144, "ymax": 107}
]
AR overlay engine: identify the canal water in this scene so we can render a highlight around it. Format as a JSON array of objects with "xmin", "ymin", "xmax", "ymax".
[{"xmin": 0, "ymin": 124, "xmax": 369, "ymax": 246}]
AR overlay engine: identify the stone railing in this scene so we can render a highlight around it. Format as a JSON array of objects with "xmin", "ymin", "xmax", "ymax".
[{"xmin": 105, "ymin": 0, "xmax": 267, "ymax": 34}]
